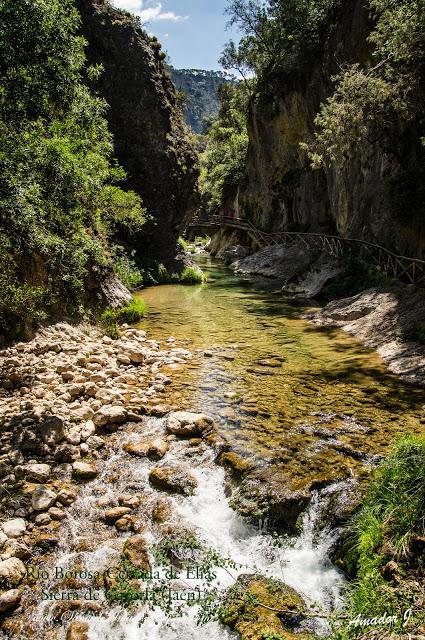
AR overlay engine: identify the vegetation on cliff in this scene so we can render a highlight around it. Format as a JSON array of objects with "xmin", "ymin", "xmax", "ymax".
[
  {"xmin": 309, "ymin": 0, "xmax": 425, "ymax": 167},
  {"xmin": 199, "ymin": 83, "xmax": 251, "ymax": 215},
  {"xmin": 0, "ymin": 0, "xmax": 146, "ymax": 341}
]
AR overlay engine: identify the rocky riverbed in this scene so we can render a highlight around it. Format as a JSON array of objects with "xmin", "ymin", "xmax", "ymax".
[{"xmin": 0, "ymin": 322, "xmax": 347, "ymax": 640}]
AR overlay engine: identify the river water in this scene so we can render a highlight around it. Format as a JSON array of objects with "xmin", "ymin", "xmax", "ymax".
[{"xmin": 9, "ymin": 255, "xmax": 424, "ymax": 640}]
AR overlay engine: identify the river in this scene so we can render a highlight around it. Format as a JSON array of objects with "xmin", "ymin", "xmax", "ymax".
[{"xmin": 11, "ymin": 254, "xmax": 424, "ymax": 640}]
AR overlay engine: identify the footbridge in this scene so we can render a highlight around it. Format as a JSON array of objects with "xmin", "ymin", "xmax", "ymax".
[{"xmin": 189, "ymin": 214, "xmax": 425, "ymax": 286}]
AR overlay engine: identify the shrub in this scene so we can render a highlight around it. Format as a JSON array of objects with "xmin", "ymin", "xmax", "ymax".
[
  {"xmin": 100, "ymin": 298, "xmax": 146, "ymax": 337},
  {"xmin": 179, "ymin": 266, "xmax": 206, "ymax": 284}
]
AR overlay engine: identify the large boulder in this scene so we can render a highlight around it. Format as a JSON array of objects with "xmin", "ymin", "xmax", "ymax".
[
  {"xmin": 93, "ymin": 405, "xmax": 127, "ymax": 430},
  {"xmin": 166, "ymin": 412, "xmax": 214, "ymax": 438},
  {"xmin": 230, "ymin": 467, "xmax": 311, "ymax": 532},
  {"xmin": 72, "ymin": 461, "xmax": 98, "ymax": 481},
  {"xmin": 38, "ymin": 416, "xmax": 65, "ymax": 446},
  {"xmin": 149, "ymin": 465, "xmax": 197, "ymax": 496},
  {"xmin": 219, "ymin": 575, "xmax": 306, "ymax": 640},
  {"xmin": 0, "ymin": 588, "xmax": 22, "ymax": 613},
  {"xmin": 23, "ymin": 463, "xmax": 51, "ymax": 483}
]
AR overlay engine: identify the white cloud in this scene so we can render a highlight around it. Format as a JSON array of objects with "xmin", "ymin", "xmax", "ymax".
[{"xmin": 112, "ymin": 0, "xmax": 188, "ymax": 23}]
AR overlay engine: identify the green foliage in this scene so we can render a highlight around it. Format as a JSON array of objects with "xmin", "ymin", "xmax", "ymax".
[
  {"xmin": 101, "ymin": 298, "xmax": 146, "ymax": 337},
  {"xmin": 336, "ymin": 436, "xmax": 425, "ymax": 637},
  {"xmin": 221, "ymin": 0, "xmax": 340, "ymax": 85},
  {"xmin": 179, "ymin": 266, "xmax": 206, "ymax": 284},
  {"xmin": 199, "ymin": 82, "xmax": 250, "ymax": 214},
  {"xmin": 154, "ymin": 263, "xmax": 205, "ymax": 285},
  {"xmin": 111, "ymin": 245, "xmax": 145, "ymax": 290},
  {"xmin": 0, "ymin": 0, "xmax": 145, "ymax": 340},
  {"xmin": 307, "ymin": 0, "xmax": 425, "ymax": 166}
]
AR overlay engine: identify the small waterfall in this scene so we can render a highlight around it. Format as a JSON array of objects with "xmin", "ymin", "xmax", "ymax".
[{"xmin": 15, "ymin": 417, "xmax": 346, "ymax": 640}]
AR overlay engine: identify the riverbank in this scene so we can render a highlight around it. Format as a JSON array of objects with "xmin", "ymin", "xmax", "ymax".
[
  {"xmin": 211, "ymin": 240, "xmax": 425, "ymax": 386},
  {"xmin": 306, "ymin": 287, "xmax": 425, "ymax": 386}
]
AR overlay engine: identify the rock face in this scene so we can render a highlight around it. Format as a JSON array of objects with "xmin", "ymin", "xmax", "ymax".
[
  {"xmin": 170, "ymin": 67, "xmax": 237, "ymax": 134},
  {"xmin": 307, "ymin": 285, "xmax": 425, "ymax": 385},
  {"xmin": 76, "ymin": 0, "xmax": 199, "ymax": 271},
  {"xmin": 218, "ymin": 0, "xmax": 425, "ymax": 260}
]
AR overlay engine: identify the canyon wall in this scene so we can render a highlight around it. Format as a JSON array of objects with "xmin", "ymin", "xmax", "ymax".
[
  {"xmin": 232, "ymin": 0, "xmax": 425, "ymax": 259},
  {"xmin": 77, "ymin": 0, "xmax": 199, "ymax": 269}
]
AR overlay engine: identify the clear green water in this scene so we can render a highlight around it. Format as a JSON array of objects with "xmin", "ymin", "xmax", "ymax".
[{"xmin": 137, "ymin": 255, "xmax": 424, "ymax": 487}]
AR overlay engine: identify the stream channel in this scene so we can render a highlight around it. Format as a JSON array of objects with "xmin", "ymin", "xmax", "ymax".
[{"xmin": 18, "ymin": 255, "xmax": 425, "ymax": 640}]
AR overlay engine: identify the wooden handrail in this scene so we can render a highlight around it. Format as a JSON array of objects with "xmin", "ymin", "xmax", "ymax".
[{"xmin": 188, "ymin": 215, "xmax": 425, "ymax": 286}]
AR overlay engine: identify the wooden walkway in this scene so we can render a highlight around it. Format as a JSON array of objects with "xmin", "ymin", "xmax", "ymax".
[{"xmin": 189, "ymin": 215, "xmax": 425, "ymax": 286}]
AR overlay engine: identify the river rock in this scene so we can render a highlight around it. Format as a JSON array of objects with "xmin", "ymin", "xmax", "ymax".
[
  {"xmin": 93, "ymin": 405, "xmax": 127, "ymax": 429},
  {"xmin": 72, "ymin": 461, "xmax": 98, "ymax": 480},
  {"xmin": 23, "ymin": 463, "xmax": 51, "ymax": 483},
  {"xmin": 166, "ymin": 412, "xmax": 214, "ymax": 438},
  {"xmin": 219, "ymin": 574, "xmax": 305, "ymax": 640},
  {"xmin": 122, "ymin": 535, "xmax": 150, "ymax": 571},
  {"xmin": 35, "ymin": 513, "xmax": 51, "ymax": 526},
  {"xmin": 38, "ymin": 416, "xmax": 65, "ymax": 445},
  {"xmin": 123, "ymin": 437, "xmax": 169, "ymax": 460},
  {"xmin": 48, "ymin": 507, "xmax": 66, "ymax": 521},
  {"xmin": 0, "ymin": 531, "xmax": 7, "ymax": 546},
  {"xmin": 149, "ymin": 465, "xmax": 197, "ymax": 496},
  {"xmin": 0, "ymin": 558, "xmax": 26, "ymax": 587},
  {"xmin": 230, "ymin": 467, "xmax": 311, "ymax": 532},
  {"xmin": 118, "ymin": 495, "xmax": 142, "ymax": 509},
  {"xmin": 66, "ymin": 621, "xmax": 89, "ymax": 640},
  {"xmin": 86, "ymin": 435, "xmax": 105, "ymax": 450},
  {"xmin": 0, "ymin": 588, "xmax": 22, "ymax": 613},
  {"xmin": 80, "ymin": 420, "xmax": 96, "ymax": 441},
  {"xmin": 104, "ymin": 507, "xmax": 132, "ymax": 524},
  {"xmin": 2, "ymin": 539, "xmax": 30, "ymax": 560},
  {"xmin": 31, "ymin": 486, "xmax": 57, "ymax": 511},
  {"xmin": 56, "ymin": 489, "xmax": 77, "ymax": 506},
  {"xmin": 1, "ymin": 519, "xmax": 26, "ymax": 539}
]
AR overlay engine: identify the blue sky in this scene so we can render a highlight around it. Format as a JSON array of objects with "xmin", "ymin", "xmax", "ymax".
[{"xmin": 112, "ymin": 0, "xmax": 239, "ymax": 70}]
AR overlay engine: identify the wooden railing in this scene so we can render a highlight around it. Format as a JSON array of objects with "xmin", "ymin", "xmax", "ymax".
[{"xmin": 189, "ymin": 214, "xmax": 425, "ymax": 286}]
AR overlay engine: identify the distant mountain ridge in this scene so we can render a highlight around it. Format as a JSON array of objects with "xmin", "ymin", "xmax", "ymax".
[{"xmin": 170, "ymin": 67, "xmax": 237, "ymax": 134}]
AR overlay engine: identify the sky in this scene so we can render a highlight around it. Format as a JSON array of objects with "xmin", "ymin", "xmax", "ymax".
[{"xmin": 112, "ymin": 0, "xmax": 239, "ymax": 70}]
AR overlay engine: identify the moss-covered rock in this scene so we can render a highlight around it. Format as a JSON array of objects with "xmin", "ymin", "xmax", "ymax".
[{"xmin": 219, "ymin": 575, "xmax": 307, "ymax": 640}]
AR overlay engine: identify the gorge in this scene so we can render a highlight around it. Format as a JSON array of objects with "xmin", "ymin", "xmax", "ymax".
[{"xmin": 0, "ymin": 1, "xmax": 424, "ymax": 640}]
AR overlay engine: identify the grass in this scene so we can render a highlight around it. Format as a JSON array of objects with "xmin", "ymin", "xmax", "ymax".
[
  {"xmin": 101, "ymin": 298, "xmax": 147, "ymax": 338},
  {"xmin": 155, "ymin": 263, "xmax": 206, "ymax": 285},
  {"xmin": 334, "ymin": 435, "xmax": 425, "ymax": 638}
]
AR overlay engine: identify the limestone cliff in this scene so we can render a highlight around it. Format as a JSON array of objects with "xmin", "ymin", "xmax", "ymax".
[
  {"xmin": 76, "ymin": 0, "xmax": 199, "ymax": 270},
  {"xmin": 230, "ymin": 0, "xmax": 425, "ymax": 259}
]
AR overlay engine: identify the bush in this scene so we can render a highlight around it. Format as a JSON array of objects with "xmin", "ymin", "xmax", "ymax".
[
  {"xmin": 100, "ymin": 298, "xmax": 146, "ymax": 337},
  {"xmin": 179, "ymin": 267, "xmax": 206, "ymax": 284}
]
